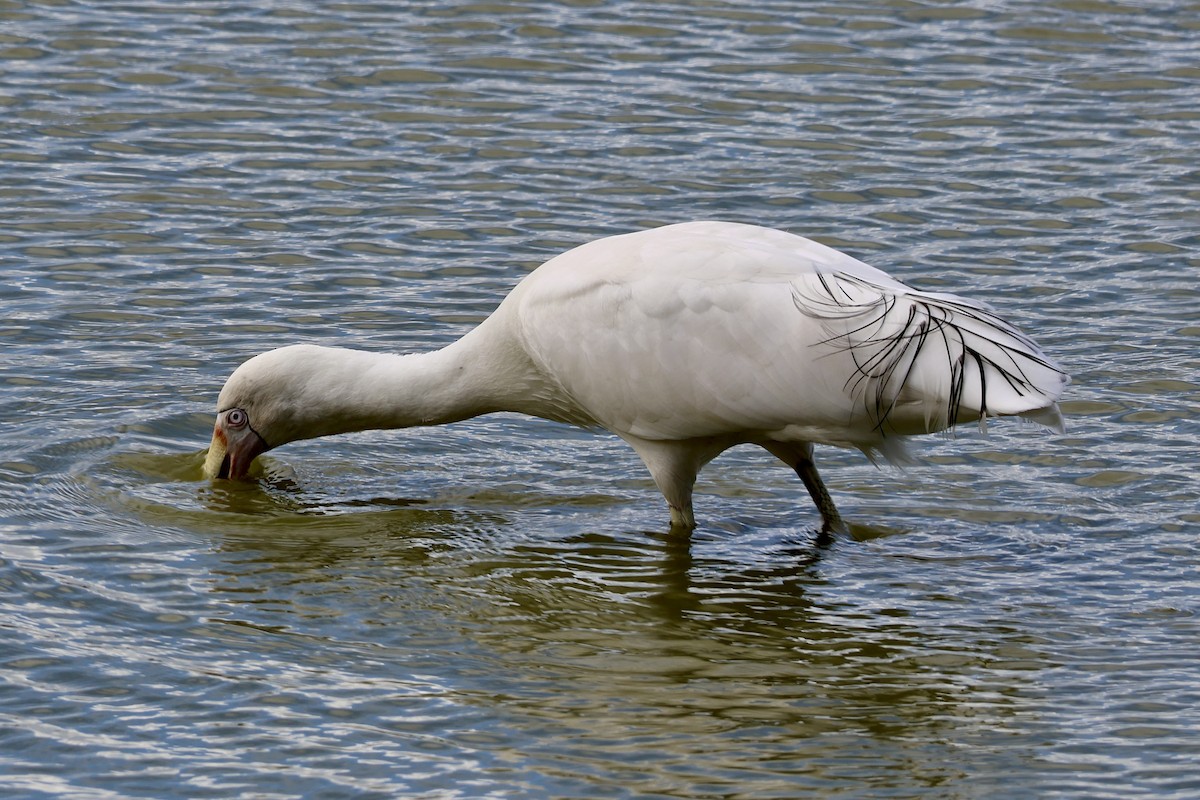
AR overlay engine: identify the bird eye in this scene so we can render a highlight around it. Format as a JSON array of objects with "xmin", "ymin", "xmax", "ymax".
[{"xmin": 226, "ymin": 409, "xmax": 248, "ymax": 428}]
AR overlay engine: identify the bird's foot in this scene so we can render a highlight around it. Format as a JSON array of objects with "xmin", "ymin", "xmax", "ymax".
[{"xmin": 815, "ymin": 514, "xmax": 848, "ymax": 546}]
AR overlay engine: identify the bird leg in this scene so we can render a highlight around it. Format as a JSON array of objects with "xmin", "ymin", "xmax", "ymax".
[
  {"xmin": 794, "ymin": 455, "xmax": 846, "ymax": 538},
  {"xmin": 763, "ymin": 442, "xmax": 846, "ymax": 537},
  {"xmin": 656, "ymin": 469, "xmax": 698, "ymax": 532},
  {"xmin": 668, "ymin": 502, "xmax": 697, "ymax": 531},
  {"xmin": 621, "ymin": 434, "xmax": 714, "ymax": 532}
]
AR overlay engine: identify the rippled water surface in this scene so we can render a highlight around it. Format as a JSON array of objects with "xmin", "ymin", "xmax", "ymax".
[{"xmin": 2, "ymin": 1, "xmax": 1198, "ymax": 797}]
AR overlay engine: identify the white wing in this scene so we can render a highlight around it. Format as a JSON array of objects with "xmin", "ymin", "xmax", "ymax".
[{"xmin": 509, "ymin": 221, "xmax": 1067, "ymax": 457}]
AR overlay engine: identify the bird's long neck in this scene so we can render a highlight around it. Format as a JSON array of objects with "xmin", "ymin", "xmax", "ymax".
[
  {"xmin": 242, "ymin": 310, "xmax": 565, "ymax": 447},
  {"xmin": 311, "ymin": 337, "xmax": 508, "ymax": 438}
]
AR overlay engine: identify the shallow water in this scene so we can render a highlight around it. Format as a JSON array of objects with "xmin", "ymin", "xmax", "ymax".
[{"xmin": 2, "ymin": 1, "xmax": 1199, "ymax": 797}]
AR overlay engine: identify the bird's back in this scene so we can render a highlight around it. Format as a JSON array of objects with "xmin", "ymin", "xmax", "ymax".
[{"xmin": 503, "ymin": 221, "xmax": 1067, "ymax": 459}]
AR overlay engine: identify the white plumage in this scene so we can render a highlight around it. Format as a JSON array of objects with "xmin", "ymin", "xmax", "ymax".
[{"xmin": 203, "ymin": 221, "xmax": 1068, "ymax": 532}]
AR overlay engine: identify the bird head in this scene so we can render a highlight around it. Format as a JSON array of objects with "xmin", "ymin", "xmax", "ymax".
[
  {"xmin": 203, "ymin": 404, "xmax": 269, "ymax": 480},
  {"xmin": 202, "ymin": 345, "xmax": 349, "ymax": 480}
]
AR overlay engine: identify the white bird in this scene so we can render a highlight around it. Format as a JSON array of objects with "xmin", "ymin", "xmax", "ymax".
[{"xmin": 203, "ymin": 221, "xmax": 1068, "ymax": 532}]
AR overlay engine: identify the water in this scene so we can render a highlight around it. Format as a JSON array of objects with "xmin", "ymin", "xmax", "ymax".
[{"xmin": 2, "ymin": 0, "xmax": 1198, "ymax": 797}]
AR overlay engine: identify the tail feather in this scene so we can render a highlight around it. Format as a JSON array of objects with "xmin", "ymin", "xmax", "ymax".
[{"xmin": 794, "ymin": 271, "xmax": 1069, "ymax": 436}]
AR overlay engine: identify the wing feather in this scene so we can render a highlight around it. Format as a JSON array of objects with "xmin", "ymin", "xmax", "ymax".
[
  {"xmin": 508, "ymin": 221, "xmax": 1068, "ymax": 457},
  {"xmin": 791, "ymin": 271, "xmax": 1069, "ymax": 435}
]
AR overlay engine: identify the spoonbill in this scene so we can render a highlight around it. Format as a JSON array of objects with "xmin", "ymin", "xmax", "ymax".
[{"xmin": 203, "ymin": 221, "xmax": 1067, "ymax": 532}]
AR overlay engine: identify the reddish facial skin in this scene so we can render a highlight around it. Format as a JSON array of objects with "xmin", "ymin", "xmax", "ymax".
[{"xmin": 204, "ymin": 409, "xmax": 267, "ymax": 480}]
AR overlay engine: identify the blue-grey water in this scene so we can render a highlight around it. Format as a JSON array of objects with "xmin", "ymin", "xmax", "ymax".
[{"xmin": 2, "ymin": 1, "xmax": 1198, "ymax": 797}]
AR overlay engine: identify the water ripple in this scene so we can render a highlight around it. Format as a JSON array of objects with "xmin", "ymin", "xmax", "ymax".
[{"xmin": 2, "ymin": 0, "xmax": 1199, "ymax": 797}]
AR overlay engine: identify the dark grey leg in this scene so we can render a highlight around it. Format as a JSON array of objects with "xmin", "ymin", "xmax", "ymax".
[
  {"xmin": 762, "ymin": 441, "xmax": 848, "ymax": 538},
  {"xmin": 794, "ymin": 454, "xmax": 846, "ymax": 537}
]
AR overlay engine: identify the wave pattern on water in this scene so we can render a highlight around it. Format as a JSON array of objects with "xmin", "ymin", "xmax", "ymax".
[{"xmin": 1, "ymin": 0, "xmax": 1199, "ymax": 798}]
